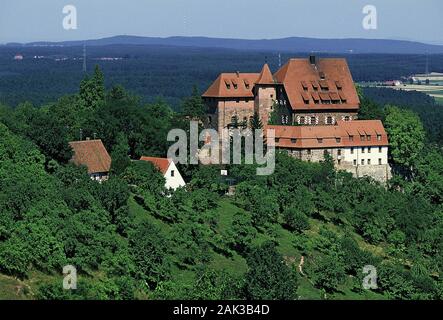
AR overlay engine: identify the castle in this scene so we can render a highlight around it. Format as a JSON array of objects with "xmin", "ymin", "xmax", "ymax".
[{"xmin": 202, "ymin": 55, "xmax": 391, "ymax": 182}]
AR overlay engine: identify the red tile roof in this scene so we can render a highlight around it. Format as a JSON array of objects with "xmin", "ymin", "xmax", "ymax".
[
  {"xmin": 202, "ymin": 57, "xmax": 359, "ymax": 112},
  {"xmin": 202, "ymin": 73, "xmax": 259, "ymax": 98},
  {"xmin": 273, "ymin": 58, "xmax": 360, "ymax": 111},
  {"xmin": 267, "ymin": 120, "xmax": 388, "ymax": 149},
  {"xmin": 69, "ymin": 139, "xmax": 111, "ymax": 174},
  {"xmin": 140, "ymin": 156, "xmax": 171, "ymax": 175}
]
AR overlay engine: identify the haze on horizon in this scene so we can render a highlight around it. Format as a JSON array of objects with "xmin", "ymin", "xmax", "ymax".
[{"xmin": 0, "ymin": 0, "xmax": 442, "ymax": 45}]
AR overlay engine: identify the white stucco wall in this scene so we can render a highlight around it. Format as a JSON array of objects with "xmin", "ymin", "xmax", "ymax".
[
  {"xmin": 164, "ymin": 162, "xmax": 186, "ymax": 191},
  {"xmin": 341, "ymin": 146, "xmax": 388, "ymax": 166}
]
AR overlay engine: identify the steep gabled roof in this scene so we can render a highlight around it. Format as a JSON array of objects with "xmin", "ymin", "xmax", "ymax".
[
  {"xmin": 202, "ymin": 73, "xmax": 259, "ymax": 98},
  {"xmin": 273, "ymin": 58, "xmax": 360, "ymax": 111},
  {"xmin": 69, "ymin": 139, "xmax": 111, "ymax": 174},
  {"xmin": 140, "ymin": 156, "xmax": 171, "ymax": 175},
  {"xmin": 256, "ymin": 64, "xmax": 275, "ymax": 85}
]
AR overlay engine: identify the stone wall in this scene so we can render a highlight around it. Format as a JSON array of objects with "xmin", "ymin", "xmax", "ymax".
[
  {"xmin": 255, "ymin": 87, "xmax": 276, "ymax": 125},
  {"xmin": 221, "ymin": 99, "xmax": 255, "ymax": 133}
]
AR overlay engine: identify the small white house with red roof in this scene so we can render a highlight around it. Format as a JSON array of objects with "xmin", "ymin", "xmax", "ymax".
[{"xmin": 140, "ymin": 156, "xmax": 186, "ymax": 191}]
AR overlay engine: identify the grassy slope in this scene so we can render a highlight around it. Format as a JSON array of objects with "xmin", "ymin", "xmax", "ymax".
[
  {"xmin": 0, "ymin": 195, "xmax": 387, "ymax": 300},
  {"xmin": 129, "ymin": 196, "xmax": 386, "ymax": 300}
]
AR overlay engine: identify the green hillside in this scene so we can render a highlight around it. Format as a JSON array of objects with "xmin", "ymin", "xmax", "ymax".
[{"xmin": 1, "ymin": 67, "xmax": 442, "ymax": 300}]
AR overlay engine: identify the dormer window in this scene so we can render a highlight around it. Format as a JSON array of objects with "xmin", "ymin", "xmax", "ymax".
[
  {"xmin": 291, "ymin": 138, "xmax": 297, "ymax": 144},
  {"xmin": 335, "ymin": 81, "xmax": 343, "ymax": 90}
]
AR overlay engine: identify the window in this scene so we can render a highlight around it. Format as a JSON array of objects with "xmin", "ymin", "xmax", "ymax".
[
  {"xmin": 349, "ymin": 135, "xmax": 354, "ymax": 142},
  {"xmin": 336, "ymin": 138, "xmax": 341, "ymax": 143},
  {"xmin": 291, "ymin": 138, "xmax": 297, "ymax": 144},
  {"xmin": 367, "ymin": 159, "xmax": 371, "ymax": 165},
  {"xmin": 236, "ymin": 99, "xmax": 240, "ymax": 103},
  {"xmin": 270, "ymin": 94, "xmax": 274, "ymax": 98},
  {"xmin": 362, "ymin": 147, "xmax": 365, "ymax": 153},
  {"xmin": 323, "ymin": 150, "xmax": 329, "ymax": 157},
  {"xmin": 275, "ymin": 138, "xmax": 280, "ymax": 143},
  {"xmin": 367, "ymin": 135, "xmax": 371, "ymax": 141},
  {"xmin": 233, "ymin": 84, "xmax": 238, "ymax": 89},
  {"xmin": 377, "ymin": 134, "xmax": 382, "ymax": 141},
  {"xmin": 311, "ymin": 116, "xmax": 316, "ymax": 124},
  {"xmin": 361, "ymin": 159, "xmax": 365, "ymax": 165},
  {"xmin": 351, "ymin": 147, "xmax": 354, "ymax": 154},
  {"xmin": 368, "ymin": 147, "xmax": 371, "ymax": 153},
  {"xmin": 300, "ymin": 116, "xmax": 305, "ymax": 124},
  {"xmin": 360, "ymin": 135, "xmax": 365, "ymax": 141},
  {"xmin": 318, "ymin": 138, "xmax": 323, "ymax": 143},
  {"xmin": 379, "ymin": 147, "xmax": 382, "ymax": 153},
  {"xmin": 171, "ymin": 170, "xmax": 175, "ymax": 177},
  {"xmin": 327, "ymin": 116, "xmax": 333, "ymax": 124},
  {"xmin": 337, "ymin": 149, "xmax": 342, "ymax": 156},
  {"xmin": 307, "ymin": 149, "xmax": 311, "ymax": 155},
  {"xmin": 344, "ymin": 116, "xmax": 350, "ymax": 121},
  {"xmin": 378, "ymin": 158, "xmax": 382, "ymax": 165},
  {"xmin": 353, "ymin": 159, "xmax": 357, "ymax": 166},
  {"xmin": 337, "ymin": 159, "xmax": 341, "ymax": 165}
]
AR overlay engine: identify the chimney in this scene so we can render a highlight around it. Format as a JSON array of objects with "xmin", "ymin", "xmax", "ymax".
[{"xmin": 309, "ymin": 54, "xmax": 317, "ymax": 65}]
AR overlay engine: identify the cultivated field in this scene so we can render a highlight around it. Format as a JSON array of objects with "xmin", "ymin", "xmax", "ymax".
[{"xmin": 388, "ymin": 84, "xmax": 443, "ymax": 100}]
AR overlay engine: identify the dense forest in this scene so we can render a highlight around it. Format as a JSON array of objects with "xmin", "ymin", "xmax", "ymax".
[
  {"xmin": 1, "ymin": 45, "xmax": 443, "ymax": 108},
  {"xmin": 0, "ymin": 64, "xmax": 443, "ymax": 300}
]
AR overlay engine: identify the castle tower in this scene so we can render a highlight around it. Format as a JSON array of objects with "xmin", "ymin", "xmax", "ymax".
[{"xmin": 254, "ymin": 64, "xmax": 276, "ymax": 125}]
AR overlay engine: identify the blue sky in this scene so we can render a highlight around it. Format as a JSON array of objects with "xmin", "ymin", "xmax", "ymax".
[{"xmin": 0, "ymin": 0, "xmax": 442, "ymax": 44}]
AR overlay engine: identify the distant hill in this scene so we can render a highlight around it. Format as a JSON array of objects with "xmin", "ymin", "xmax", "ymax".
[{"xmin": 7, "ymin": 35, "xmax": 443, "ymax": 54}]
